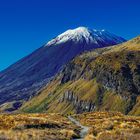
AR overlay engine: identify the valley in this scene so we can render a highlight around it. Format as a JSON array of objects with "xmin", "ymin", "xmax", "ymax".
[
  {"xmin": 0, "ymin": 0, "xmax": 139, "ymax": 139},
  {"xmin": 0, "ymin": 112, "xmax": 139, "ymax": 140},
  {"xmin": 0, "ymin": 27, "xmax": 140, "ymax": 140}
]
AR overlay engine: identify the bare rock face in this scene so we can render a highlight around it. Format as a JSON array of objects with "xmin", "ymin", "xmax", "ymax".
[{"xmin": 59, "ymin": 91, "xmax": 95, "ymax": 113}]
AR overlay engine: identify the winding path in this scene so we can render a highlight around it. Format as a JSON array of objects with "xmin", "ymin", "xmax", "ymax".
[{"xmin": 68, "ymin": 116, "xmax": 89, "ymax": 140}]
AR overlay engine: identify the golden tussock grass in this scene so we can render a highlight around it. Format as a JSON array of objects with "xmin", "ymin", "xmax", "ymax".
[
  {"xmin": 74, "ymin": 111, "xmax": 140, "ymax": 140},
  {"xmin": 0, "ymin": 113, "xmax": 79, "ymax": 140}
]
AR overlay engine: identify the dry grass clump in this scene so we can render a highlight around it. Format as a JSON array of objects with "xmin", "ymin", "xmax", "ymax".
[
  {"xmin": 74, "ymin": 111, "xmax": 140, "ymax": 140},
  {"xmin": 0, "ymin": 113, "xmax": 79, "ymax": 140}
]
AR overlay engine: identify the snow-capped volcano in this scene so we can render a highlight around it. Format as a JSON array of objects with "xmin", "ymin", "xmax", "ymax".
[
  {"xmin": 0, "ymin": 26, "xmax": 126, "ymax": 111},
  {"xmin": 46, "ymin": 27, "xmax": 125, "ymax": 46}
]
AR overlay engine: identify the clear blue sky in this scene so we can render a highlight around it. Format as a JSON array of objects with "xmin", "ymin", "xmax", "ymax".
[{"xmin": 0, "ymin": 0, "xmax": 140, "ymax": 71}]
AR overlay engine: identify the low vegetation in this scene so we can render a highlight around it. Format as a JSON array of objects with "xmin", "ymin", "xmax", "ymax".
[
  {"xmin": 0, "ymin": 111, "xmax": 140, "ymax": 140},
  {"xmin": 0, "ymin": 113, "xmax": 80, "ymax": 140},
  {"xmin": 74, "ymin": 111, "xmax": 140, "ymax": 140}
]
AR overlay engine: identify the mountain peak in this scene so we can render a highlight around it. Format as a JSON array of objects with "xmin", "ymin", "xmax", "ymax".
[
  {"xmin": 67, "ymin": 26, "xmax": 89, "ymax": 33},
  {"xmin": 46, "ymin": 27, "xmax": 126, "ymax": 46},
  {"xmin": 46, "ymin": 27, "xmax": 92, "ymax": 46},
  {"xmin": 0, "ymin": 26, "xmax": 126, "ymax": 110}
]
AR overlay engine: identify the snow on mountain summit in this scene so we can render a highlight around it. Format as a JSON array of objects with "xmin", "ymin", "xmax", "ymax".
[
  {"xmin": 46, "ymin": 27, "xmax": 92, "ymax": 46},
  {"xmin": 46, "ymin": 27, "xmax": 126, "ymax": 46}
]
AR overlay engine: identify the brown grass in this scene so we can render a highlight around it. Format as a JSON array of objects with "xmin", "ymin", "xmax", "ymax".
[
  {"xmin": 74, "ymin": 111, "xmax": 140, "ymax": 140},
  {"xmin": 0, "ymin": 113, "xmax": 80, "ymax": 140}
]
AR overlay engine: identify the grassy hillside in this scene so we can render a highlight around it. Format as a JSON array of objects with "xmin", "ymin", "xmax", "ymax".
[{"xmin": 19, "ymin": 36, "xmax": 140, "ymax": 116}]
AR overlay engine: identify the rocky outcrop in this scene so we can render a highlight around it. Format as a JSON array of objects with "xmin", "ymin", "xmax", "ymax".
[
  {"xmin": 59, "ymin": 91, "xmax": 95, "ymax": 113},
  {"xmin": 59, "ymin": 50, "xmax": 140, "ymax": 114}
]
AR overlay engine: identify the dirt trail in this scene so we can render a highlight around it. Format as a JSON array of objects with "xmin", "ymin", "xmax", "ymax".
[{"xmin": 68, "ymin": 116, "xmax": 89, "ymax": 140}]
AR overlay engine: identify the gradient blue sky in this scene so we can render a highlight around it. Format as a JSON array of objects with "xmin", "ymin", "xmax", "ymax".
[{"xmin": 0, "ymin": 0, "xmax": 140, "ymax": 71}]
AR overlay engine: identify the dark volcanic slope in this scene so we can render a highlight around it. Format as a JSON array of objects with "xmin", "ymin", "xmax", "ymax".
[{"xmin": 0, "ymin": 27, "xmax": 125, "ymax": 110}]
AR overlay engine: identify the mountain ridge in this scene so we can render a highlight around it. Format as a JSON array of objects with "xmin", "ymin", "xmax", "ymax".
[
  {"xmin": 20, "ymin": 35, "xmax": 140, "ymax": 116},
  {"xmin": 0, "ymin": 27, "xmax": 126, "ymax": 111},
  {"xmin": 46, "ymin": 27, "xmax": 125, "ymax": 46}
]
